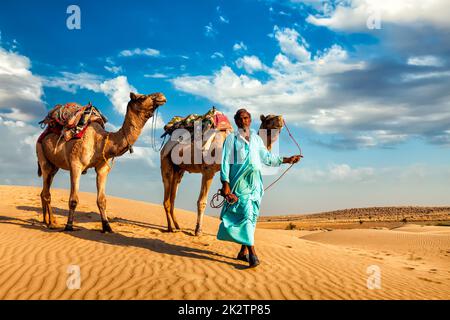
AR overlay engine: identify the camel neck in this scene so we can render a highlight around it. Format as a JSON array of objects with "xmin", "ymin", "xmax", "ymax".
[
  {"xmin": 105, "ymin": 106, "xmax": 147, "ymax": 158},
  {"xmin": 257, "ymin": 129, "xmax": 273, "ymax": 151}
]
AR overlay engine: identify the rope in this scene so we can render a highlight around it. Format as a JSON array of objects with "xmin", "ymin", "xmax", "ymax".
[
  {"xmin": 210, "ymin": 190, "xmax": 226, "ymax": 209},
  {"xmin": 102, "ymin": 133, "xmax": 115, "ymax": 170},
  {"xmin": 150, "ymin": 108, "xmax": 165, "ymax": 152},
  {"xmin": 264, "ymin": 119, "xmax": 303, "ymax": 191},
  {"xmin": 54, "ymin": 133, "xmax": 63, "ymax": 154}
]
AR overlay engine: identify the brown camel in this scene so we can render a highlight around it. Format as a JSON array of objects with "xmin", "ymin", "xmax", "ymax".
[
  {"xmin": 36, "ymin": 92, "xmax": 167, "ymax": 233},
  {"xmin": 160, "ymin": 113, "xmax": 284, "ymax": 236}
]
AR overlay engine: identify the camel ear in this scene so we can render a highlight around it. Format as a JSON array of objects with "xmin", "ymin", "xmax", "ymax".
[
  {"xmin": 130, "ymin": 92, "xmax": 138, "ymax": 100},
  {"xmin": 260, "ymin": 114, "xmax": 266, "ymax": 122}
]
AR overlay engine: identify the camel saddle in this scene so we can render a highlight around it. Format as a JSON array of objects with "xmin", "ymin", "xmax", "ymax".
[
  {"xmin": 38, "ymin": 102, "xmax": 108, "ymax": 143},
  {"xmin": 161, "ymin": 106, "xmax": 233, "ymax": 139}
]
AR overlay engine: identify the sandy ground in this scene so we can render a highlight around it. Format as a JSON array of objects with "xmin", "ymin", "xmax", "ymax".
[{"xmin": 0, "ymin": 185, "xmax": 449, "ymax": 300}]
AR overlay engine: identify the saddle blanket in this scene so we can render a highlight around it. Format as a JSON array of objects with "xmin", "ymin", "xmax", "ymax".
[
  {"xmin": 38, "ymin": 102, "xmax": 107, "ymax": 143},
  {"xmin": 161, "ymin": 107, "xmax": 233, "ymax": 139}
]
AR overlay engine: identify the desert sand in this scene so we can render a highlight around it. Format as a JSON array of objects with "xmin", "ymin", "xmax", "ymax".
[{"xmin": 0, "ymin": 185, "xmax": 449, "ymax": 300}]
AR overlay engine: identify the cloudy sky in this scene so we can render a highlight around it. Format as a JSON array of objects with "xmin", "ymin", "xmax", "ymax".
[{"xmin": 0, "ymin": 0, "xmax": 449, "ymax": 216}]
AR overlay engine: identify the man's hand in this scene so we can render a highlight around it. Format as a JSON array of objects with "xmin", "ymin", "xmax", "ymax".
[
  {"xmin": 221, "ymin": 181, "xmax": 238, "ymax": 204},
  {"xmin": 283, "ymin": 155, "xmax": 302, "ymax": 164},
  {"xmin": 225, "ymin": 193, "xmax": 238, "ymax": 204}
]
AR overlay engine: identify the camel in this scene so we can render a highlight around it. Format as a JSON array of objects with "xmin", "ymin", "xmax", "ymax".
[
  {"xmin": 160, "ymin": 113, "xmax": 284, "ymax": 236},
  {"xmin": 36, "ymin": 92, "xmax": 167, "ymax": 233}
]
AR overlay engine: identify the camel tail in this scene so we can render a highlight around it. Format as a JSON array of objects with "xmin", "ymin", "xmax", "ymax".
[{"xmin": 37, "ymin": 162, "xmax": 42, "ymax": 177}]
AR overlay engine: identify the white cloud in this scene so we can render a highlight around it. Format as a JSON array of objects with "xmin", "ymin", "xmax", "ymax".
[
  {"xmin": 104, "ymin": 65, "xmax": 123, "ymax": 74},
  {"xmin": 116, "ymin": 146, "xmax": 159, "ymax": 168},
  {"xmin": 273, "ymin": 26, "xmax": 311, "ymax": 62},
  {"xmin": 407, "ymin": 55, "xmax": 444, "ymax": 67},
  {"xmin": 44, "ymin": 72, "xmax": 103, "ymax": 93},
  {"xmin": 219, "ymin": 16, "xmax": 229, "ymax": 24},
  {"xmin": 297, "ymin": 163, "xmax": 375, "ymax": 183},
  {"xmin": 0, "ymin": 47, "xmax": 45, "ymax": 121},
  {"xmin": 306, "ymin": 0, "xmax": 450, "ymax": 31},
  {"xmin": 204, "ymin": 23, "xmax": 217, "ymax": 38},
  {"xmin": 235, "ymin": 55, "xmax": 265, "ymax": 74},
  {"xmin": 233, "ymin": 41, "xmax": 248, "ymax": 51},
  {"xmin": 401, "ymin": 70, "xmax": 450, "ymax": 82},
  {"xmin": 0, "ymin": 116, "xmax": 41, "ymax": 185},
  {"xmin": 144, "ymin": 73, "xmax": 168, "ymax": 79},
  {"xmin": 119, "ymin": 48, "xmax": 160, "ymax": 57},
  {"xmin": 99, "ymin": 76, "xmax": 137, "ymax": 115},
  {"xmin": 211, "ymin": 52, "xmax": 224, "ymax": 59}
]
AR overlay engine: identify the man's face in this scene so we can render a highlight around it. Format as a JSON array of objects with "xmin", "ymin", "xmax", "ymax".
[{"xmin": 236, "ymin": 112, "xmax": 252, "ymax": 130}]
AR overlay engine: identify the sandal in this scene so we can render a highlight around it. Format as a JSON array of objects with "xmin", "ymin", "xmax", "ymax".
[
  {"xmin": 237, "ymin": 253, "xmax": 249, "ymax": 262},
  {"xmin": 248, "ymin": 254, "xmax": 260, "ymax": 268}
]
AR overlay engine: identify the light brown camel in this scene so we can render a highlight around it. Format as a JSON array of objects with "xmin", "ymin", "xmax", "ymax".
[
  {"xmin": 36, "ymin": 92, "xmax": 167, "ymax": 233},
  {"xmin": 160, "ymin": 114, "xmax": 284, "ymax": 236}
]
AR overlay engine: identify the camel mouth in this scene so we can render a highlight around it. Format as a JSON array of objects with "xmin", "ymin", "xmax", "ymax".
[{"xmin": 154, "ymin": 97, "xmax": 167, "ymax": 106}]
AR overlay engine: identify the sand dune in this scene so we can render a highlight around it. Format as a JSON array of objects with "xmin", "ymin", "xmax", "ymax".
[{"xmin": 0, "ymin": 185, "xmax": 449, "ymax": 300}]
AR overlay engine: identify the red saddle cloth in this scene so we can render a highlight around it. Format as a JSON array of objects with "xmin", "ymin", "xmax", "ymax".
[
  {"xmin": 37, "ymin": 124, "xmax": 89, "ymax": 143},
  {"xmin": 213, "ymin": 113, "xmax": 232, "ymax": 131}
]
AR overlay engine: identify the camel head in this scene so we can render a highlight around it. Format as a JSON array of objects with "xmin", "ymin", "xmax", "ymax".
[
  {"xmin": 259, "ymin": 114, "xmax": 284, "ymax": 150},
  {"xmin": 128, "ymin": 92, "xmax": 167, "ymax": 121}
]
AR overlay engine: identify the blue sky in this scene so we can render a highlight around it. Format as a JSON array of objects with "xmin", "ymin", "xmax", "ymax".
[{"xmin": 0, "ymin": 0, "xmax": 449, "ymax": 215}]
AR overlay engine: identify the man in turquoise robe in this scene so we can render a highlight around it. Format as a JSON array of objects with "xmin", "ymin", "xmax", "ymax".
[{"xmin": 217, "ymin": 109, "xmax": 301, "ymax": 268}]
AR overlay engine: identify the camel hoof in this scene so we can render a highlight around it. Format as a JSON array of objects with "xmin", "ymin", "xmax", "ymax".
[
  {"xmin": 101, "ymin": 221, "xmax": 113, "ymax": 233},
  {"xmin": 64, "ymin": 224, "xmax": 74, "ymax": 232},
  {"xmin": 195, "ymin": 227, "xmax": 202, "ymax": 236}
]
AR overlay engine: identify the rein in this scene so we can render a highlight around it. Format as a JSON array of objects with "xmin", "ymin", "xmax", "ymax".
[
  {"xmin": 210, "ymin": 120, "xmax": 303, "ymax": 208},
  {"xmin": 150, "ymin": 107, "xmax": 166, "ymax": 152},
  {"xmin": 264, "ymin": 119, "xmax": 303, "ymax": 191}
]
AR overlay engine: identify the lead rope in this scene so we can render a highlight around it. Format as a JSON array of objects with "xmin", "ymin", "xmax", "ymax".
[
  {"xmin": 210, "ymin": 120, "xmax": 303, "ymax": 208},
  {"xmin": 150, "ymin": 108, "xmax": 165, "ymax": 152},
  {"xmin": 264, "ymin": 119, "xmax": 303, "ymax": 191}
]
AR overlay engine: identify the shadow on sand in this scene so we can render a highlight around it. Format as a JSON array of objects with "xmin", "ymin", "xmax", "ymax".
[{"xmin": 3, "ymin": 206, "xmax": 247, "ymax": 270}]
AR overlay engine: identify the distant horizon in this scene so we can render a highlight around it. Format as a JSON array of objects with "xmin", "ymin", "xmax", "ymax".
[{"xmin": 1, "ymin": 184, "xmax": 449, "ymax": 218}]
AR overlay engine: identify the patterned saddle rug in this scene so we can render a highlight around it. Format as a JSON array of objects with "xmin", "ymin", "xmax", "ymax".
[
  {"xmin": 38, "ymin": 102, "xmax": 108, "ymax": 143},
  {"xmin": 161, "ymin": 106, "xmax": 233, "ymax": 139}
]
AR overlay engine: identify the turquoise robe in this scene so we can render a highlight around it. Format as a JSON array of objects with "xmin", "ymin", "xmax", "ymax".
[{"xmin": 217, "ymin": 129, "xmax": 283, "ymax": 246}]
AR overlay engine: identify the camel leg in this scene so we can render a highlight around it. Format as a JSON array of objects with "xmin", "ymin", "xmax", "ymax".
[
  {"xmin": 37, "ymin": 143, "xmax": 59, "ymax": 228},
  {"xmin": 162, "ymin": 162, "xmax": 175, "ymax": 233},
  {"xmin": 64, "ymin": 165, "xmax": 82, "ymax": 232},
  {"xmin": 95, "ymin": 163, "xmax": 113, "ymax": 233},
  {"xmin": 169, "ymin": 169, "xmax": 184, "ymax": 231},
  {"xmin": 40, "ymin": 166, "xmax": 59, "ymax": 228},
  {"xmin": 195, "ymin": 172, "xmax": 214, "ymax": 236}
]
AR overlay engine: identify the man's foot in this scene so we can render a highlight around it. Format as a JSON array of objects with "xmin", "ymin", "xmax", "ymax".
[
  {"xmin": 248, "ymin": 254, "xmax": 260, "ymax": 268},
  {"xmin": 237, "ymin": 252, "xmax": 249, "ymax": 262}
]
